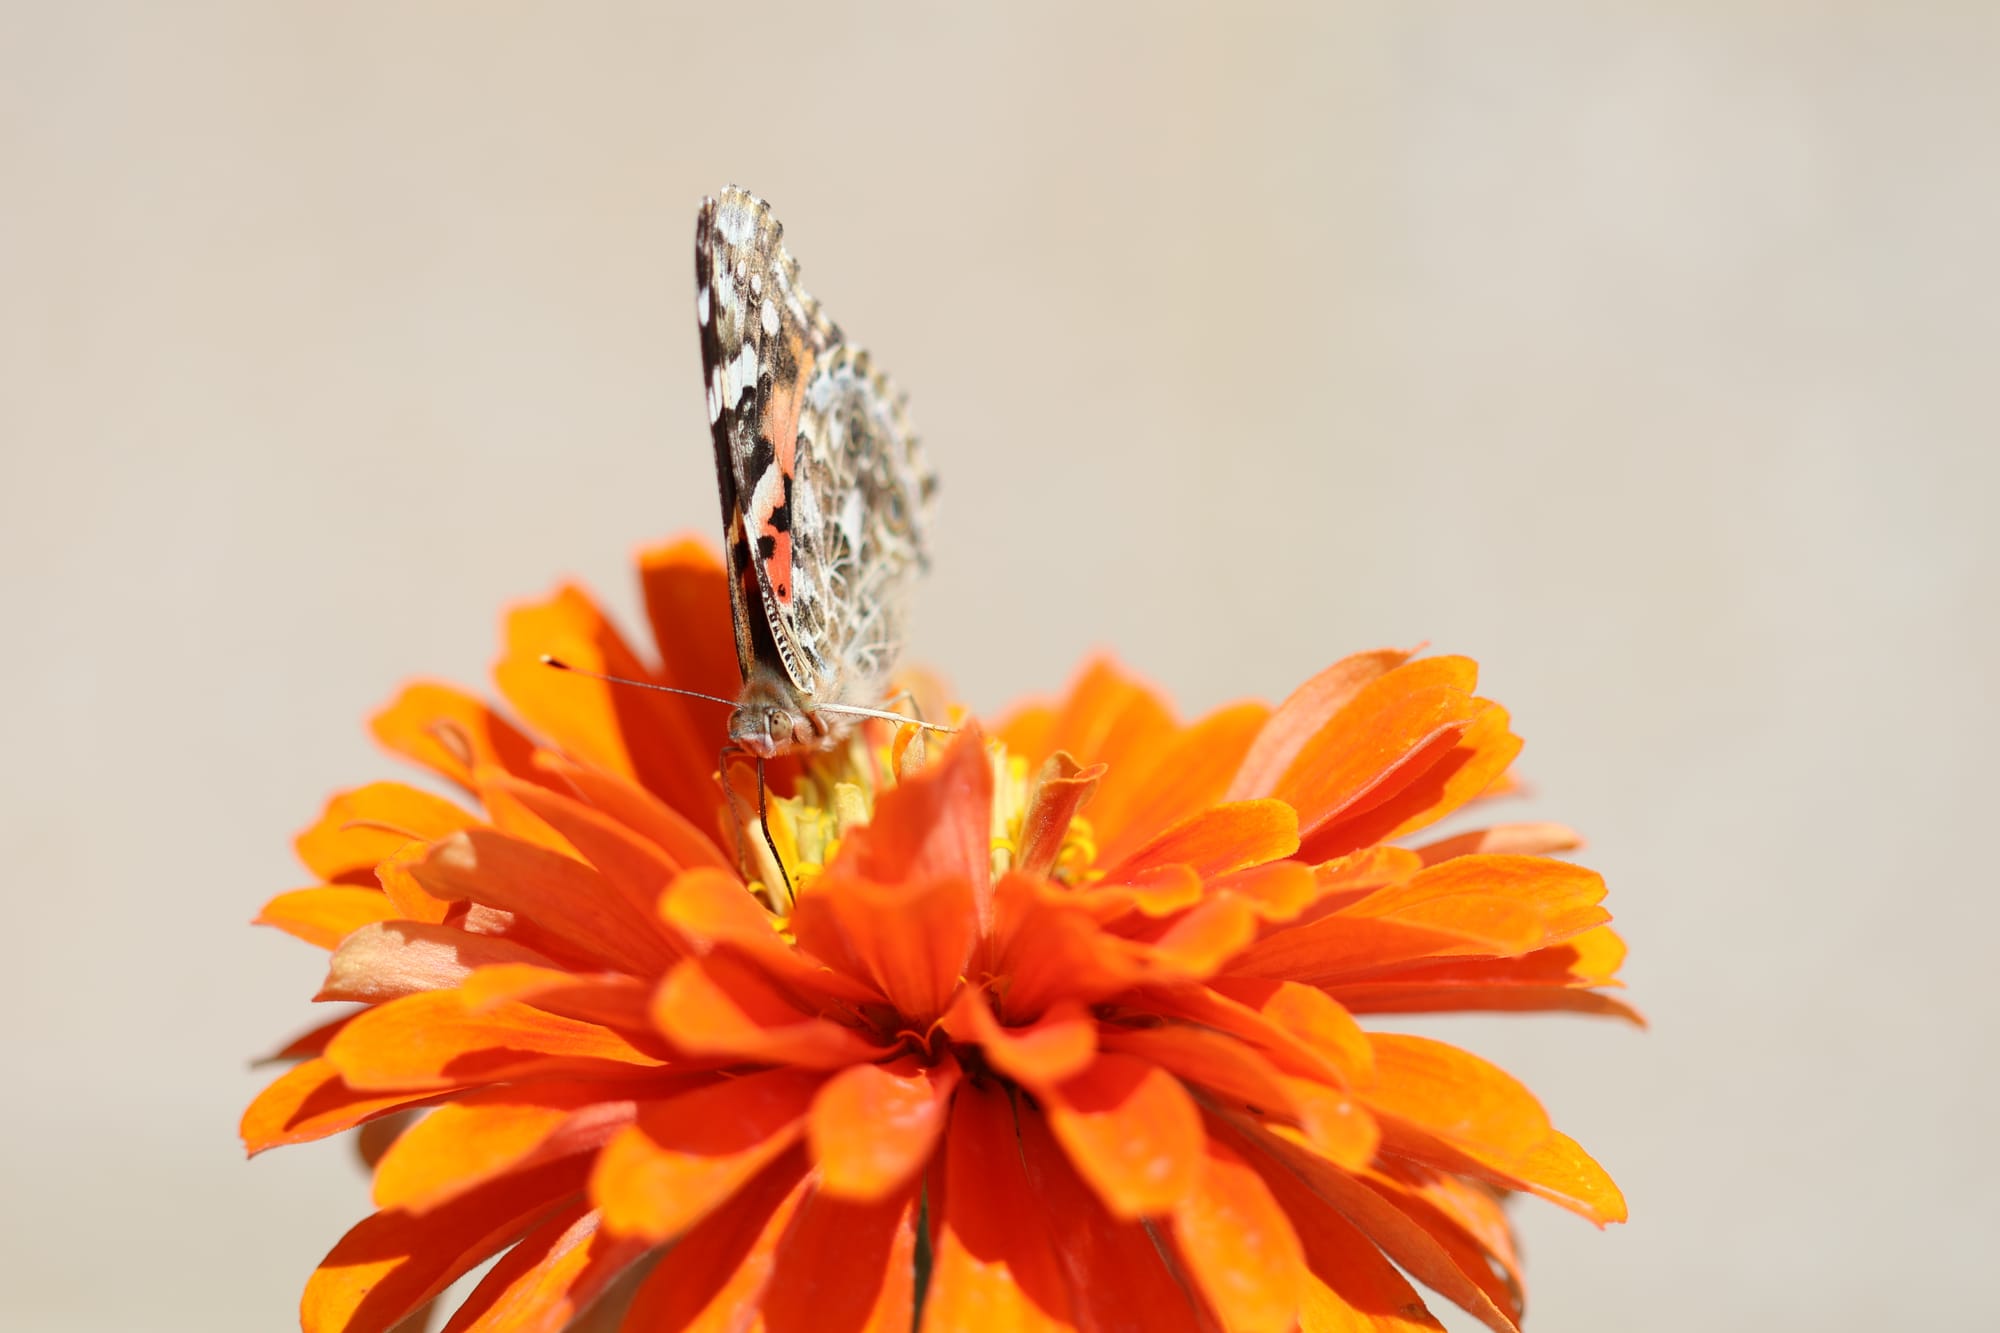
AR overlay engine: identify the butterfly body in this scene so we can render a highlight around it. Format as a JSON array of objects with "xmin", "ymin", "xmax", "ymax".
[{"xmin": 696, "ymin": 186, "xmax": 936, "ymax": 761}]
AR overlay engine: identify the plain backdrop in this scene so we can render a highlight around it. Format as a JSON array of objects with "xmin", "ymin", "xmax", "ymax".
[{"xmin": 3, "ymin": 3, "xmax": 1995, "ymax": 1330}]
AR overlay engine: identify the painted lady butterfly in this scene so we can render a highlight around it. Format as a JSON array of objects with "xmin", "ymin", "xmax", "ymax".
[{"xmin": 695, "ymin": 185, "xmax": 939, "ymax": 764}]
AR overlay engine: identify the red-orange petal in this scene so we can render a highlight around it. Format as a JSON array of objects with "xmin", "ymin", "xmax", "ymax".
[
  {"xmin": 943, "ymin": 992, "xmax": 1098, "ymax": 1088},
  {"xmin": 372, "ymin": 1081, "xmax": 645, "ymax": 1214},
  {"xmin": 809, "ymin": 1056, "xmax": 959, "ymax": 1200},
  {"xmin": 240, "ymin": 1057, "xmax": 440, "ymax": 1155},
  {"xmin": 438, "ymin": 1202, "xmax": 650, "ymax": 1333},
  {"xmin": 410, "ymin": 829, "xmax": 678, "ymax": 977},
  {"xmin": 325, "ymin": 990, "xmax": 667, "ymax": 1093},
  {"xmin": 1104, "ymin": 798, "xmax": 1300, "ymax": 881},
  {"xmin": 591, "ymin": 1069, "xmax": 821, "ymax": 1243},
  {"xmin": 791, "ymin": 873, "xmax": 976, "ymax": 1025},
  {"xmin": 657, "ymin": 866, "xmax": 882, "ymax": 1006},
  {"xmin": 651, "ymin": 951, "xmax": 887, "ymax": 1069},
  {"xmin": 1301, "ymin": 701, "xmax": 1523, "ymax": 862},
  {"xmin": 618, "ymin": 1149, "xmax": 811, "ymax": 1329},
  {"xmin": 1089, "ymin": 699, "xmax": 1271, "ymax": 863},
  {"xmin": 636, "ymin": 537, "xmax": 743, "ymax": 707},
  {"xmin": 1415, "ymin": 821, "xmax": 1583, "ymax": 865},
  {"xmin": 829, "ymin": 726, "xmax": 994, "ymax": 924},
  {"xmin": 1042, "ymin": 1051, "xmax": 1204, "ymax": 1219},
  {"xmin": 1166, "ymin": 1130, "xmax": 1305, "ymax": 1333},
  {"xmin": 300, "ymin": 1157, "xmax": 587, "ymax": 1333},
  {"xmin": 761, "ymin": 1180, "xmax": 920, "ymax": 1333},
  {"xmin": 923, "ymin": 1082, "xmax": 1077, "ymax": 1331}
]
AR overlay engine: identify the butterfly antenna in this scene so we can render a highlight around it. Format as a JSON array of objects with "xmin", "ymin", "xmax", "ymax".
[
  {"xmin": 813, "ymin": 701, "xmax": 959, "ymax": 734},
  {"xmin": 540, "ymin": 655, "xmax": 738, "ymax": 708}
]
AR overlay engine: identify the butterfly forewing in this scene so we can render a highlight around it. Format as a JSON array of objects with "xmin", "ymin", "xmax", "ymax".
[{"xmin": 695, "ymin": 186, "xmax": 936, "ymax": 742}]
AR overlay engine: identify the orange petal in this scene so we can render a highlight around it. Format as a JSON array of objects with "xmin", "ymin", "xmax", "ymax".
[
  {"xmin": 538, "ymin": 753, "xmax": 735, "ymax": 875},
  {"xmin": 438, "ymin": 1202, "xmax": 650, "ymax": 1333},
  {"xmin": 1301, "ymin": 701, "xmax": 1523, "ymax": 862},
  {"xmin": 458, "ymin": 965, "xmax": 658, "ymax": 1035},
  {"xmin": 296, "ymin": 781, "xmax": 480, "ymax": 883},
  {"xmin": 1225, "ymin": 897, "xmax": 1550, "ymax": 987},
  {"xmin": 1514, "ymin": 1130, "xmax": 1627, "ymax": 1226},
  {"xmin": 591, "ymin": 1070, "xmax": 821, "ymax": 1242},
  {"xmin": 924, "ymin": 1081, "xmax": 1077, "ymax": 1330},
  {"xmin": 1027, "ymin": 656, "xmax": 1179, "ymax": 774},
  {"xmin": 318, "ymin": 921, "xmax": 557, "ymax": 1003},
  {"xmin": 484, "ymin": 774, "xmax": 685, "ymax": 921},
  {"xmin": 240, "ymin": 1057, "xmax": 439, "ymax": 1155},
  {"xmin": 1356, "ymin": 1163, "xmax": 1523, "ymax": 1323},
  {"xmin": 1354, "ymin": 854, "xmax": 1608, "ymax": 950},
  {"xmin": 943, "ymin": 992, "xmax": 1097, "ymax": 1087},
  {"xmin": 1209, "ymin": 859, "xmax": 1323, "ymax": 925},
  {"xmin": 651, "ymin": 952, "xmax": 886, "ymax": 1068},
  {"xmin": 1246, "ymin": 1149, "xmax": 1456, "ymax": 1333},
  {"xmin": 636, "ymin": 537, "xmax": 743, "ymax": 707},
  {"xmin": 1227, "ymin": 648, "xmax": 1416, "ymax": 802},
  {"xmin": 1269, "ymin": 657, "xmax": 1484, "ymax": 842},
  {"xmin": 1011, "ymin": 1106, "xmax": 1207, "ymax": 1332},
  {"xmin": 373, "ymin": 1083, "xmax": 645, "ymax": 1214},
  {"xmin": 1043, "ymin": 1051, "xmax": 1204, "ymax": 1218},
  {"xmin": 493, "ymin": 585, "xmax": 719, "ymax": 823},
  {"xmin": 1209, "ymin": 978, "xmax": 1374, "ymax": 1084},
  {"xmin": 1415, "ymin": 822, "xmax": 1583, "ymax": 865},
  {"xmin": 618, "ymin": 1149, "xmax": 811, "ymax": 1328},
  {"xmin": 325, "ymin": 990, "xmax": 667, "ymax": 1093},
  {"xmin": 257, "ymin": 887, "xmax": 399, "ymax": 950},
  {"xmin": 1166, "ymin": 1130, "xmax": 1305, "ymax": 1333},
  {"xmin": 1099, "ymin": 1023, "xmax": 1306, "ymax": 1133},
  {"xmin": 809, "ymin": 1057, "xmax": 959, "ymax": 1200},
  {"xmin": 791, "ymin": 873, "xmax": 976, "ymax": 1025},
  {"xmin": 371, "ymin": 681, "xmax": 545, "ymax": 793},
  {"xmin": 829, "ymin": 726, "xmax": 994, "ymax": 920},
  {"xmin": 1090, "ymin": 700, "xmax": 1271, "ymax": 862},
  {"xmin": 1239, "ymin": 1127, "xmax": 1521, "ymax": 1333},
  {"xmin": 411, "ymin": 829, "xmax": 679, "ymax": 977},
  {"xmin": 300, "ymin": 1157, "xmax": 587, "ymax": 1333},
  {"xmin": 1014, "ymin": 754, "xmax": 1106, "ymax": 880},
  {"xmin": 762, "ymin": 1180, "xmax": 920, "ymax": 1333},
  {"xmin": 657, "ymin": 866, "xmax": 881, "ymax": 1006},
  {"xmin": 1124, "ymin": 895, "xmax": 1261, "ymax": 977},
  {"xmin": 1105, "ymin": 798, "xmax": 1300, "ymax": 881},
  {"xmin": 986, "ymin": 872, "xmax": 1148, "ymax": 1017}
]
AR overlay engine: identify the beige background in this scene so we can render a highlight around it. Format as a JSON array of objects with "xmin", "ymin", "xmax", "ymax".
[{"xmin": 4, "ymin": 3, "xmax": 1995, "ymax": 1329}]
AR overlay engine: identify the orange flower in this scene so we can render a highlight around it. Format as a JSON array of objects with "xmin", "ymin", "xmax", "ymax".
[{"xmin": 246, "ymin": 539, "xmax": 1632, "ymax": 1333}]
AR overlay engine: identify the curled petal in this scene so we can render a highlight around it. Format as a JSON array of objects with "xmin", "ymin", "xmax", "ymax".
[
  {"xmin": 658, "ymin": 867, "xmax": 881, "ymax": 1005},
  {"xmin": 829, "ymin": 726, "xmax": 994, "ymax": 921},
  {"xmin": 240, "ymin": 1058, "xmax": 439, "ymax": 1155},
  {"xmin": 257, "ymin": 887, "xmax": 399, "ymax": 951},
  {"xmin": 791, "ymin": 873, "xmax": 976, "ymax": 1026},
  {"xmin": 652, "ymin": 952, "xmax": 887, "ymax": 1068},
  {"xmin": 1105, "ymin": 798, "xmax": 1300, "ymax": 882},
  {"xmin": 808, "ymin": 1057, "xmax": 959, "ymax": 1200},
  {"xmin": 296, "ymin": 781, "xmax": 479, "ymax": 883},
  {"xmin": 438, "ymin": 1202, "xmax": 650, "ymax": 1333},
  {"xmin": 1302, "ymin": 701, "xmax": 1523, "ymax": 862},
  {"xmin": 373, "ymin": 1083, "xmax": 643, "ymax": 1214},
  {"xmin": 317, "ymin": 922, "xmax": 556, "ymax": 1004},
  {"xmin": 370, "ymin": 682, "xmax": 545, "ymax": 793},
  {"xmin": 943, "ymin": 992, "xmax": 1097, "ymax": 1087},
  {"xmin": 1227, "ymin": 648, "xmax": 1416, "ymax": 801},
  {"xmin": 1416, "ymin": 821, "xmax": 1583, "ymax": 865},
  {"xmin": 325, "ymin": 990, "xmax": 667, "ymax": 1093}
]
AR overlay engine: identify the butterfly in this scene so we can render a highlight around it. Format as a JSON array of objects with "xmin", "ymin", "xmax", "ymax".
[
  {"xmin": 546, "ymin": 187, "xmax": 945, "ymax": 891},
  {"xmin": 694, "ymin": 185, "xmax": 940, "ymax": 765}
]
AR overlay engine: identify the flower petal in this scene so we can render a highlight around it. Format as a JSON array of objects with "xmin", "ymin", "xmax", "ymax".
[
  {"xmin": 1415, "ymin": 822, "xmax": 1583, "ymax": 865},
  {"xmin": 484, "ymin": 774, "xmax": 686, "ymax": 921},
  {"xmin": 636, "ymin": 537, "xmax": 743, "ymax": 707},
  {"xmin": 458, "ymin": 965, "xmax": 658, "ymax": 1034},
  {"xmin": 987, "ymin": 872, "xmax": 1149, "ymax": 1016},
  {"xmin": 657, "ymin": 866, "xmax": 882, "ymax": 1005},
  {"xmin": 372, "ymin": 1081, "xmax": 645, "ymax": 1214},
  {"xmin": 296, "ymin": 781, "xmax": 479, "ymax": 883},
  {"xmin": 618, "ymin": 1149, "xmax": 812, "ymax": 1328},
  {"xmin": 651, "ymin": 951, "xmax": 887, "ymax": 1068},
  {"xmin": 591, "ymin": 1070, "xmax": 821, "ymax": 1243},
  {"xmin": 809, "ymin": 1057, "xmax": 959, "ymax": 1200},
  {"xmin": 411, "ymin": 829, "xmax": 679, "ymax": 977},
  {"xmin": 924, "ymin": 1082, "xmax": 1077, "ymax": 1331},
  {"xmin": 240, "ymin": 1057, "xmax": 440, "ymax": 1155},
  {"xmin": 1043, "ymin": 1051, "xmax": 1205, "ymax": 1218},
  {"xmin": 1015, "ymin": 657, "xmax": 1179, "ymax": 775},
  {"xmin": 1166, "ymin": 1130, "xmax": 1304, "ymax": 1333},
  {"xmin": 944, "ymin": 991, "xmax": 1098, "ymax": 1087},
  {"xmin": 438, "ymin": 1202, "xmax": 650, "ymax": 1333},
  {"xmin": 829, "ymin": 726, "xmax": 994, "ymax": 920},
  {"xmin": 762, "ymin": 1181, "xmax": 920, "ymax": 1333},
  {"xmin": 300, "ymin": 1157, "xmax": 588, "ymax": 1333},
  {"xmin": 325, "ymin": 990, "xmax": 667, "ymax": 1093},
  {"xmin": 317, "ymin": 922, "xmax": 557, "ymax": 1003},
  {"xmin": 1227, "ymin": 648, "xmax": 1416, "ymax": 802},
  {"xmin": 1011, "ymin": 1106, "xmax": 1207, "ymax": 1332},
  {"xmin": 1301, "ymin": 701, "xmax": 1523, "ymax": 862},
  {"xmin": 257, "ymin": 887, "xmax": 399, "ymax": 951},
  {"xmin": 1105, "ymin": 798, "xmax": 1299, "ymax": 881},
  {"xmin": 1090, "ymin": 700, "xmax": 1271, "ymax": 863},
  {"xmin": 538, "ymin": 753, "xmax": 736, "ymax": 874},
  {"xmin": 791, "ymin": 873, "xmax": 976, "ymax": 1025},
  {"xmin": 370, "ymin": 681, "xmax": 545, "ymax": 793}
]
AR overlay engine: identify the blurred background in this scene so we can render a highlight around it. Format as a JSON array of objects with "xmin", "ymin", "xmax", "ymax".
[{"xmin": 3, "ymin": 3, "xmax": 1994, "ymax": 1329}]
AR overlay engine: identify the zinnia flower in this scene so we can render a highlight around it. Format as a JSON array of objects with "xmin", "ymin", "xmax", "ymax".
[{"xmin": 245, "ymin": 538, "xmax": 1632, "ymax": 1333}]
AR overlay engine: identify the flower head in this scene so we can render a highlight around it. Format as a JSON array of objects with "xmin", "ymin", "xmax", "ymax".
[{"xmin": 246, "ymin": 539, "xmax": 1631, "ymax": 1333}]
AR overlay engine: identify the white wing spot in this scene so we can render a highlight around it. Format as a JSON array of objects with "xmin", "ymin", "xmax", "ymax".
[
  {"xmin": 707, "ymin": 369, "xmax": 724, "ymax": 422},
  {"xmin": 760, "ymin": 297, "xmax": 780, "ymax": 337},
  {"xmin": 696, "ymin": 285, "xmax": 710, "ymax": 325},
  {"xmin": 725, "ymin": 341, "xmax": 761, "ymax": 407}
]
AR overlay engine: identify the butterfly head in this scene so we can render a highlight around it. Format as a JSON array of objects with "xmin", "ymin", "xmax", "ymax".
[{"xmin": 728, "ymin": 671, "xmax": 830, "ymax": 759}]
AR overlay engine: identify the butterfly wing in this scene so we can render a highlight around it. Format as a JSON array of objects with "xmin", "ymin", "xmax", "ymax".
[{"xmin": 695, "ymin": 186, "xmax": 933, "ymax": 708}]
